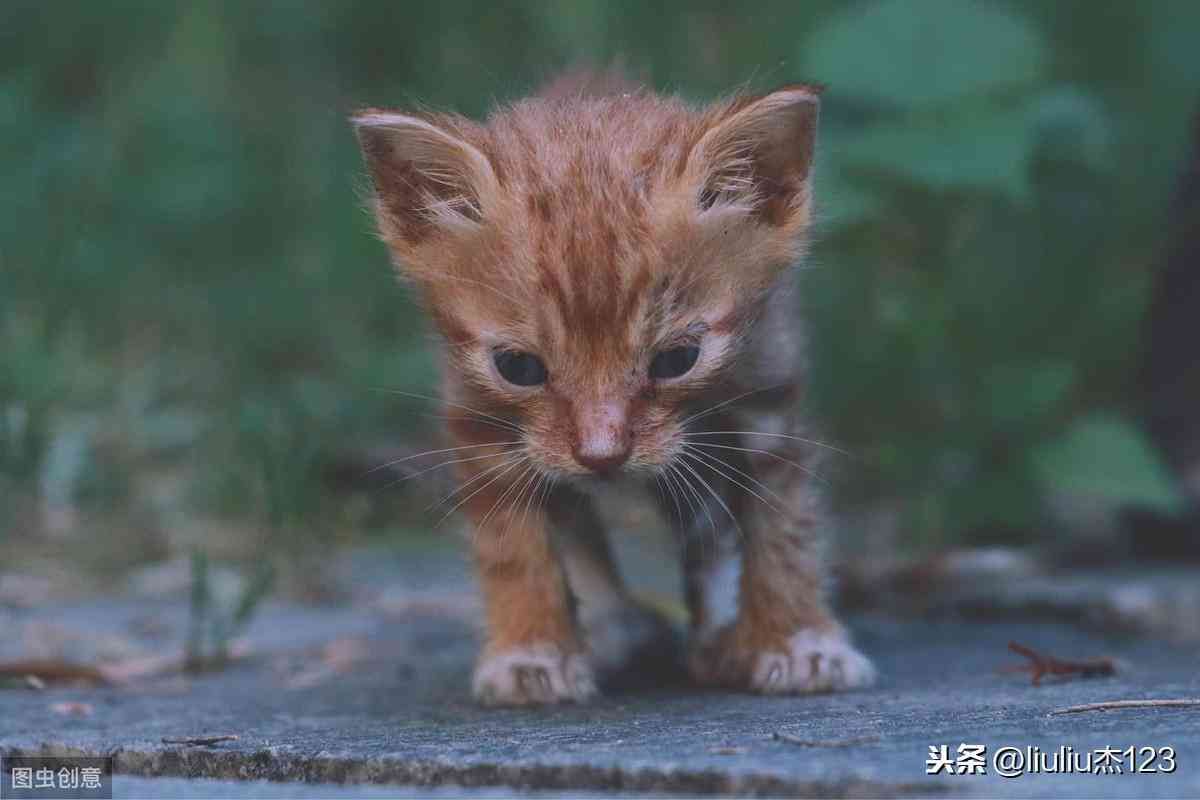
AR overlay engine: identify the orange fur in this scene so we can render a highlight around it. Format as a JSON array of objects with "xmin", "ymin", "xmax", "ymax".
[{"xmin": 354, "ymin": 74, "xmax": 872, "ymax": 705}]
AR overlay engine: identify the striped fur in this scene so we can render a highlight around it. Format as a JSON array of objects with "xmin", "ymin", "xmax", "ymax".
[{"xmin": 354, "ymin": 77, "xmax": 872, "ymax": 705}]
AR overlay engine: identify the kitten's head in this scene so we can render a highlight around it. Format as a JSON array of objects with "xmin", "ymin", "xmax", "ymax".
[{"xmin": 354, "ymin": 85, "xmax": 819, "ymax": 478}]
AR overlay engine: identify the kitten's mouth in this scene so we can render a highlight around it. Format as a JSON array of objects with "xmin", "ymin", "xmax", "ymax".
[
  {"xmin": 584, "ymin": 468, "xmax": 624, "ymax": 482},
  {"xmin": 574, "ymin": 462, "xmax": 626, "ymax": 481}
]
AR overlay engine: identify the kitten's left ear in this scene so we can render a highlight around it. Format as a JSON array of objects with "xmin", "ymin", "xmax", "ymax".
[
  {"xmin": 687, "ymin": 85, "xmax": 821, "ymax": 228},
  {"xmin": 352, "ymin": 109, "xmax": 499, "ymax": 257}
]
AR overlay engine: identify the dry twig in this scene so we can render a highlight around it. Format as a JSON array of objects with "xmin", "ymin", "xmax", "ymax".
[
  {"xmin": 773, "ymin": 732, "xmax": 880, "ymax": 748},
  {"xmin": 1049, "ymin": 699, "xmax": 1200, "ymax": 715},
  {"xmin": 161, "ymin": 734, "xmax": 240, "ymax": 747},
  {"xmin": 1005, "ymin": 641, "xmax": 1116, "ymax": 686}
]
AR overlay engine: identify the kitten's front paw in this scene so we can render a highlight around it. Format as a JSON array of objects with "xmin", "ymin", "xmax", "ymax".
[
  {"xmin": 748, "ymin": 629, "xmax": 876, "ymax": 693},
  {"xmin": 691, "ymin": 626, "xmax": 875, "ymax": 694},
  {"xmin": 472, "ymin": 643, "xmax": 597, "ymax": 706}
]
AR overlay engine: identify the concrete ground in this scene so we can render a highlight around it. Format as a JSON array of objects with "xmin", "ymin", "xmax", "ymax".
[{"xmin": 2, "ymin": 543, "xmax": 1198, "ymax": 798}]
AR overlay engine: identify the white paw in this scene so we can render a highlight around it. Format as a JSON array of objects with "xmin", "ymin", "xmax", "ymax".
[
  {"xmin": 750, "ymin": 630, "xmax": 876, "ymax": 694},
  {"xmin": 472, "ymin": 643, "xmax": 597, "ymax": 706}
]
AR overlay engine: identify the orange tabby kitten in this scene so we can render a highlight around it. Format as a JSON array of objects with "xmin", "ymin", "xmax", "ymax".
[{"xmin": 353, "ymin": 75, "xmax": 875, "ymax": 706}]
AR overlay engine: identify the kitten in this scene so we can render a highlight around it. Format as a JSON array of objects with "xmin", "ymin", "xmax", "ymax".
[{"xmin": 353, "ymin": 76, "xmax": 875, "ymax": 706}]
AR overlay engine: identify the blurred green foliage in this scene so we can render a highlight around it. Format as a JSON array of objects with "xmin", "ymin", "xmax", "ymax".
[
  {"xmin": 2, "ymin": 0, "xmax": 1198, "ymax": 561},
  {"xmin": 186, "ymin": 548, "xmax": 274, "ymax": 670}
]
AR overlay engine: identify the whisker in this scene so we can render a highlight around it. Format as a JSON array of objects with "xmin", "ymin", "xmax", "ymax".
[
  {"xmin": 668, "ymin": 458, "xmax": 726, "ymax": 561},
  {"xmin": 683, "ymin": 445, "xmax": 787, "ymax": 517},
  {"xmin": 666, "ymin": 460, "xmax": 705, "ymax": 530},
  {"xmin": 679, "ymin": 384, "xmax": 787, "ymax": 428},
  {"xmin": 494, "ymin": 464, "xmax": 539, "ymax": 543},
  {"xmin": 366, "ymin": 440, "xmax": 522, "ymax": 476},
  {"xmin": 678, "ymin": 465, "xmax": 726, "ymax": 565},
  {"xmin": 379, "ymin": 447, "xmax": 524, "ymax": 491},
  {"xmin": 662, "ymin": 465, "xmax": 691, "ymax": 532},
  {"xmin": 373, "ymin": 388, "xmax": 523, "ymax": 434},
  {"xmin": 429, "ymin": 455, "xmax": 524, "ymax": 517},
  {"xmin": 514, "ymin": 467, "xmax": 555, "ymax": 544},
  {"xmin": 516, "ymin": 467, "xmax": 552, "ymax": 535},
  {"xmin": 682, "ymin": 431, "xmax": 853, "ymax": 457},
  {"xmin": 479, "ymin": 462, "xmax": 536, "ymax": 535},
  {"xmin": 534, "ymin": 472, "xmax": 557, "ymax": 522},
  {"xmin": 683, "ymin": 440, "xmax": 826, "ymax": 484},
  {"xmin": 654, "ymin": 472, "xmax": 683, "ymax": 532},
  {"xmin": 438, "ymin": 457, "xmax": 528, "ymax": 529},
  {"xmin": 420, "ymin": 413, "xmax": 527, "ymax": 436},
  {"xmin": 516, "ymin": 469, "xmax": 547, "ymax": 535},
  {"xmin": 675, "ymin": 456, "xmax": 740, "ymax": 536},
  {"xmin": 426, "ymin": 454, "xmax": 524, "ymax": 514},
  {"xmin": 651, "ymin": 473, "xmax": 667, "ymax": 515}
]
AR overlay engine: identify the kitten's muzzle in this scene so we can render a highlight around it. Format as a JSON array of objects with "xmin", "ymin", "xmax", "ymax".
[
  {"xmin": 574, "ymin": 445, "xmax": 631, "ymax": 474},
  {"xmin": 572, "ymin": 401, "xmax": 632, "ymax": 474}
]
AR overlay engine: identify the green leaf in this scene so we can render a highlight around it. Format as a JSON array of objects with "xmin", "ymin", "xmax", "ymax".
[
  {"xmin": 1030, "ymin": 85, "xmax": 1113, "ymax": 171},
  {"xmin": 187, "ymin": 549, "xmax": 210, "ymax": 667},
  {"xmin": 1032, "ymin": 414, "xmax": 1184, "ymax": 513},
  {"xmin": 981, "ymin": 361, "xmax": 1076, "ymax": 432},
  {"xmin": 803, "ymin": 0, "xmax": 1047, "ymax": 109},
  {"xmin": 836, "ymin": 104, "xmax": 1036, "ymax": 201},
  {"xmin": 817, "ymin": 173, "xmax": 884, "ymax": 229},
  {"xmin": 230, "ymin": 561, "xmax": 275, "ymax": 635}
]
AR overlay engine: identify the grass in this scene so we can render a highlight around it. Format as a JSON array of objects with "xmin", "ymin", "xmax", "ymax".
[{"xmin": 2, "ymin": 1, "xmax": 1197, "ymax": 594}]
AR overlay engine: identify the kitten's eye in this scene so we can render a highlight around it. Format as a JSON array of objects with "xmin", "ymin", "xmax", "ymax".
[
  {"xmin": 649, "ymin": 345, "xmax": 700, "ymax": 380},
  {"xmin": 493, "ymin": 349, "xmax": 547, "ymax": 387}
]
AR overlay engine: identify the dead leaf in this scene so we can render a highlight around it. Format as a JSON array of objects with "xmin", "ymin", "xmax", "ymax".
[
  {"xmin": 282, "ymin": 636, "xmax": 370, "ymax": 689},
  {"xmin": 50, "ymin": 701, "xmax": 94, "ymax": 717},
  {"xmin": 0, "ymin": 660, "xmax": 109, "ymax": 686}
]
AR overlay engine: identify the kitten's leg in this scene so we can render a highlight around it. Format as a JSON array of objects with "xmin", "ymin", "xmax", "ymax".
[
  {"xmin": 662, "ymin": 455, "xmax": 747, "ymax": 670},
  {"xmin": 551, "ymin": 491, "xmax": 680, "ymax": 682},
  {"xmin": 462, "ymin": 459, "xmax": 596, "ymax": 706},
  {"xmin": 682, "ymin": 427, "xmax": 875, "ymax": 694},
  {"xmin": 680, "ymin": 518, "xmax": 741, "ymax": 644},
  {"xmin": 551, "ymin": 492, "xmax": 628, "ymax": 624}
]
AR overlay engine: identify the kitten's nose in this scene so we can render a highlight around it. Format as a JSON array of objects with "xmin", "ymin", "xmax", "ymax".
[{"xmin": 573, "ymin": 401, "xmax": 631, "ymax": 474}]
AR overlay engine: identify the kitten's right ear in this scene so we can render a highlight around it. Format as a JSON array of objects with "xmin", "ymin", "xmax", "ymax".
[
  {"xmin": 686, "ymin": 85, "xmax": 821, "ymax": 229},
  {"xmin": 352, "ymin": 109, "xmax": 498, "ymax": 252}
]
